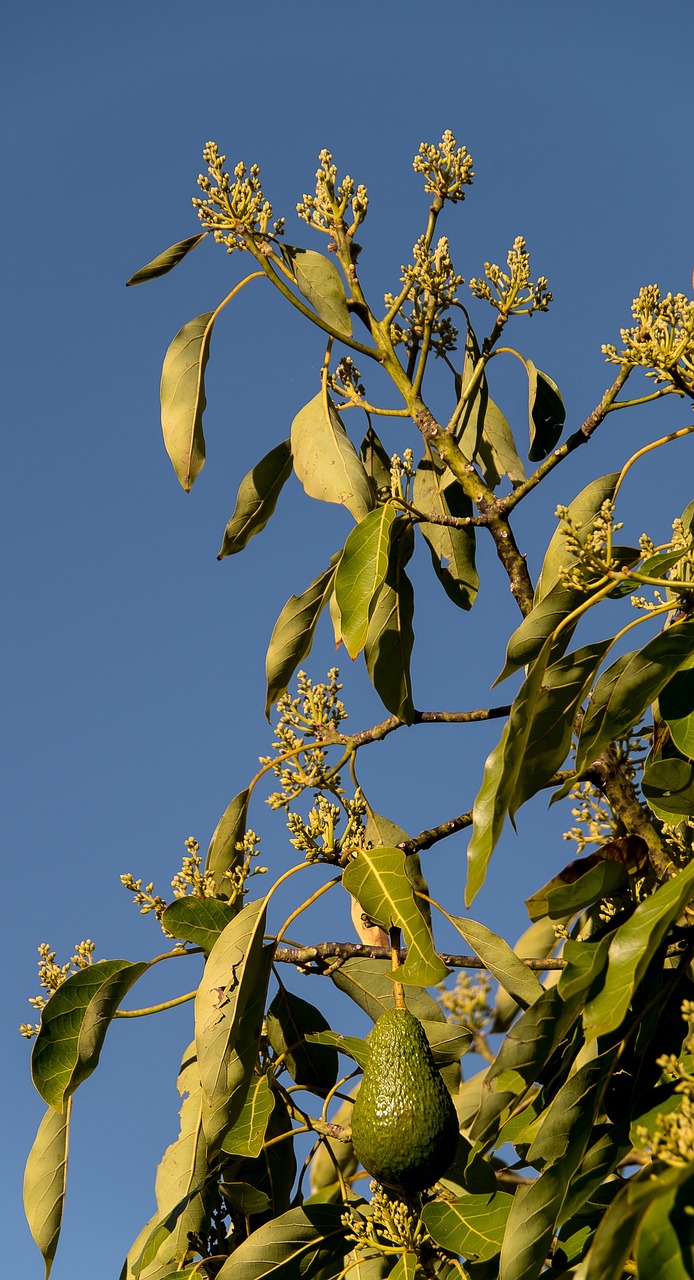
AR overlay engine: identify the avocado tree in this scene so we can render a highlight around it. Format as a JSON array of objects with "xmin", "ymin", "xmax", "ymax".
[{"xmin": 23, "ymin": 133, "xmax": 694, "ymax": 1279}]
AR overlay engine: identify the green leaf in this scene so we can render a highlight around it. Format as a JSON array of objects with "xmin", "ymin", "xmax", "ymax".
[
  {"xmin": 309, "ymin": 1092, "xmax": 358, "ymax": 1197},
  {"xmin": 330, "ymin": 957, "xmax": 445, "ymax": 1024},
  {"xmin": 526, "ymin": 855, "xmax": 628, "ymax": 922},
  {"xmin": 360, "ymin": 426, "xmax": 392, "ymax": 492},
  {"xmin": 660, "ymin": 653, "xmax": 694, "ymax": 759},
  {"xmin": 580, "ymin": 1164, "xmax": 691, "ymax": 1280},
  {"xmin": 576, "ymin": 617, "xmax": 694, "ymax": 772},
  {"xmin": 466, "ymin": 639, "xmax": 553, "ymax": 905},
  {"xmin": 342, "ymin": 848, "xmax": 448, "ymax": 985},
  {"xmin": 160, "ymin": 312, "xmax": 214, "ymax": 492},
  {"xmin": 364, "ymin": 521, "xmax": 415, "ymax": 724},
  {"xmin": 422, "ymin": 1192, "xmax": 513, "ymax": 1262},
  {"xmin": 583, "ymin": 856, "xmax": 694, "ymax": 1041},
  {"xmin": 557, "ymin": 935, "xmax": 611, "ymax": 1004},
  {"xmin": 457, "ymin": 332, "xmax": 525, "ymax": 486},
  {"xmin": 151, "ymin": 1042, "xmax": 210, "ymax": 1239},
  {"xmin": 496, "ymin": 582, "xmax": 585, "ymax": 684},
  {"xmin": 643, "ymin": 754, "xmax": 694, "ymax": 819},
  {"xmin": 236, "ymin": 1089, "xmax": 296, "ymax": 1218},
  {"xmin": 32, "ymin": 960, "xmax": 148, "ymax": 1110},
  {"xmin": 161, "ymin": 897, "xmax": 237, "ymax": 953},
  {"xmin": 282, "ymin": 246, "xmax": 353, "ymax": 337},
  {"xmin": 525, "ymin": 361, "xmax": 565, "ymax": 461},
  {"xmin": 205, "ymin": 788, "xmax": 251, "ymax": 892},
  {"xmin": 264, "ymin": 555, "xmax": 340, "ymax": 718},
  {"xmin": 219, "ymin": 1182, "xmax": 271, "ymax": 1217},
  {"xmin": 510, "ymin": 640, "xmax": 612, "ymax": 818},
  {"xmin": 498, "ymin": 1135, "xmax": 587, "ymax": 1280},
  {"xmin": 493, "ymin": 918, "xmax": 559, "ymax": 1032},
  {"xmin": 291, "ymin": 392, "xmax": 374, "ymax": 520},
  {"xmin": 389, "ymin": 1253, "xmax": 418, "ymax": 1280},
  {"xmin": 305, "ymin": 1031, "xmax": 370, "ymax": 1070},
  {"xmin": 413, "ymin": 457, "xmax": 478, "ymax": 611},
  {"xmin": 126, "ymin": 233, "xmax": 207, "ymax": 286},
  {"xmin": 215, "ymin": 1203, "xmax": 347, "ymax": 1280},
  {"xmin": 218, "ymin": 440, "xmax": 293, "ymax": 559},
  {"xmin": 534, "ymin": 472, "xmax": 619, "ymax": 602},
  {"xmin": 194, "ymin": 899, "xmax": 273, "ymax": 1151},
  {"xmin": 635, "ymin": 1178, "xmax": 694, "ymax": 1280},
  {"xmin": 24, "ymin": 1101, "xmax": 70, "ymax": 1278},
  {"xmin": 560, "ymin": 1124, "xmax": 631, "ymax": 1224},
  {"xmin": 335, "ymin": 505, "xmax": 397, "ymax": 658},
  {"xmin": 446, "ymin": 916, "xmax": 542, "ymax": 1010},
  {"xmin": 220, "ymin": 1074, "xmax": 275, "ymax": 1158},
  {"xmin": 266, "ymin": 989, "xmax": 339, "ymax": 1090}
]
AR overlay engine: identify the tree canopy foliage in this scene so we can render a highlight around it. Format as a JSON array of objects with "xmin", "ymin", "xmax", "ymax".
[{"xmin": 23, "ymin": 132, "xmax": 694, "ymax": 1279}]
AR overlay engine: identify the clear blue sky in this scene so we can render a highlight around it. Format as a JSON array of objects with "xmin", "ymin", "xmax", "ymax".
[{"xmin": 4, "ymin": 3, "xmax": 694, "ymax": 1276}]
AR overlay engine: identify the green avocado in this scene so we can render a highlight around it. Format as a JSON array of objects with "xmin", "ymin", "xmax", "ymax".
[{"xmin": 350, "ymin": 1008, "xmax": 459, "ymax": 1193}]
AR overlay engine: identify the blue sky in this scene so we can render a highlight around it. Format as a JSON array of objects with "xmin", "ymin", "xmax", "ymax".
[{"xmin": 4, "ymin": 3, "xmax": 694, "ymax": 1276}]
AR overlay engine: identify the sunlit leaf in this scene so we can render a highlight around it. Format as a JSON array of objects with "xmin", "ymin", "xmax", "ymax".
[
  {"xmin": 342, "ymin": 848, "xmax": 448, "ymax": 985},
  {"xmin": 126, "ymin": 233, "xmax": 208, "ymax": 285},
  {"xmin": 334, "ymin": 505, "xmax": 397, "ymax": 657},
  {"xmin": 643, "ymin": 754, "xmax": 694, "ymax": 818},
  {"xmin": 446, "ymin": 916, "xmax": 542, "ymax": 1010},
  {"xmin": 194, "ymin": 899, "xmax": 273, "ymax": 1151},
  {"xmin": 583, "ymin": 856, "xmax": 694, "ymax": 1041},
  {"xmin": 266, "ymin": 989, "xmax": 339, "ymax": 1090},
  {"xmin": 457, "ymin": 330, "xmax": 525, "ymax": 486},
  {"xmin": 635, "ymin": 1177, "xmax": 694, "ymax": 1280},
  {"xmin": 576, "ymin": 617, "xmax": 694, "ymax": 772},
  {"xmin": 221, "ymin": 1074, "xmax": 275, "ymax": 1158},
  {"xmin": 205, "ymin": 788, "xmax": 251, "ymax": 893},
  {"xmin": 659, "ymin": 653, "xmax": 694, "ymax": 759},
  {"xmin": 305, "ymin": 1031, "xmax": 369, "ymax": 1070},
  {"xmin": 160, "ymin": 312, "xmax": 214, "ymax": 491},
  {"xmin": 413, "ymin": 457, "xmax": 478, "ymax": 611},
  {"xmin": 219, "ymin": 1182, "xmax": 271, "ymax": 1217},
  {"xmin": 364, "ymin": 520, "xmax": 415, "ymax": 724},
  {"xmin": 422, "ymin": 1192, "xmax": 513, "ymax": 1262},
  {"xmin": 32, "ymin": 959, "xmax": 148, "ymax": 1110},
  {"xmin": 218, "ymin": 440, "xmax": 293, "ymax": 559},
  {"xmin": 291, "ymin": 392, "xmax": 374, "ymax": 520},
  {"xmin": 236, "ymin": 1090, "xmax": 296, "ymax": 1218},
  {"xmin": 215, "ymin": 1203, "xmax": 347, "ymax": 1280},
  {"xmin": 493, "ymin": 918, "xmax": 559, "ymax": 1032},
  {"xmin": 161, "ymin": 897, "xmax": 236, "ymax": 953},
  {"xmin": 264, "ymin": 554, "xmax": 340, "ymax": 718},
  {"xmin": 496, "ymin": 582, "xmax": 585, "ymax": 684},
  {"xmin": 526, "ymin": 854, "xmax": 628, "ymax": 922},
  {"xmin": 534, "ymin": 472, "xmax": 619, "ymax": 601},
  {"xmin": 389, "ymin": 1253, "xmax": 418, "ymax": 1280},
  {"xmin": 24, "ymin": 1101, "xmax": 71, "ymax": 1278},
  {"xmin": 525, "ymin": 361, "xmax": 565, "ymax": 461},
  {"xmin": 282, "ymin": 246, "xmax": 352, "ymax": 336}
]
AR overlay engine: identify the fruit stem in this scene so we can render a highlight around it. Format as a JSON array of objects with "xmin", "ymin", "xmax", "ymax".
[{"xmin": 390, "ymin": 925, "xmax": 406, "ymax": 1010}]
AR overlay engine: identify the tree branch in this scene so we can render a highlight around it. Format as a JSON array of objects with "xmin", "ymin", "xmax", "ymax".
[
  {"xmin": 273, "ymin": 942, "xmax": 566, "ymax": 972},
  {"xmin": 340, "ymin": 704, "xmax": 512, "ymax": 749}
]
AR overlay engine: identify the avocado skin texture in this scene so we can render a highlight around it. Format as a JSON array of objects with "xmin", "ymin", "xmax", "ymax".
[{"xmin": 351, "ymin": 1008, "xmax": 459, "ymax": 1193}]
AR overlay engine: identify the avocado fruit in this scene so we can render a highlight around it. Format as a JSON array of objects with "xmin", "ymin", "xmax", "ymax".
[{"xmin": 350, "ymin": 1007, "xmax": 459, "ymax": 1193}]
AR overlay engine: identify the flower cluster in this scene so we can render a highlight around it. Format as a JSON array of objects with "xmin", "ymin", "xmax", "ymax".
[
  {"xmin": 385, "ymin": 236, "xmax": 463, "ymax": 358},
  {"xmin": 555, "ymin": 498, "xmax": 624, "ymax": 593},
  {"xmin": 343, "ymin": 1186, "xmax": 434, "ymax": 1259},
  {"xmin": 193, "ymin": 142, "xmax": 285, "ymax": 253},
  {"xmin": 264, "ymin": 669, "xmax": 347, "ymax": 810},
  {"xmin": 603, "ymin": 286, "xmax": 694, "ymax": 395},
  {"xmin": 636, "ymin": 1001, "xmax": 694, "ymax": 1164},
  {"xmin": 470, "ymin": 236, "xmax": 552, "ymax": 318},
  {"xmin": 413, "ymin": 130, "xmax": 474, "ymax": 204},
  {"xmin": 21, "ymin": 939, "xmax": 96, "ymax": 1037},
  {"xmin": 297, "ymin": 150, "xmax": 368, "ymax": 241}
]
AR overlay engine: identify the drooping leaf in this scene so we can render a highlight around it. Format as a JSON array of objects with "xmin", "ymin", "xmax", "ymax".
[
  {"xmin": 457, "ymin": 331, "xmax": 525, "ymax": 486},
  {"xmin": 282, "ymin": 246, "xmax": 353, "ymax": 336},
  {"xmin": 264, "ymin": 555, "xmax": 340, "ymax": 718},
  {"xmin": 526, "ymin": 855, "xmax": 628, "ymax": 922},
  {"xmin": 643, "ymin": 753, "xmax": 694, "ymax": 818},
  {"xmin": 583, "ymin": 856, "xmax": 694, "ymax": 1041},
  {"xmin": 334, "ymin": 505, "xmax": 397, "ymax": 658},
  {"xmin": 236, "ymin": 1089, "xmax": 296, "ymax": 1218},
  {"xmin": 659, "ymin": 653, "xmax": 694, "ymax": 759},
  {"xmin": 496, "ymin": 582, "xmax": 585, "ymax": 684},
  {"xmin": 493, "ymin": 918, "xmax": 559, "ymax": 1032},
  {"xmin": 364, "ymin": 520, "xmax": 415, "ymax": 723},
  {"xmin": 330, "ymin": 957, "xmax": 445, "ymax": 1025},
  {"xmin": 218, "ymin": 440, "xmax": 293, "ymax": 559},
  {"xmin": 466, "ymin": 638, "xmax": 554, "ymax": 905},
  {"xmin": 413, "ymin": 457, "xmax": 478, "ymax": 611},
  {"xmin": 360, "ymin": 426, "xmax": 392, "ymax": 493},
  {"xmin": 219, "ymin": 1182, "xmax": 271, "ymax": 1217},
  {"xmin": 221, "ymin": 1073, "xmax": 275, "ymax": 1158},
  {"xmin": 194, "ymin": 899, "xmax": 273, "ymax": 1151},
  {"xmin": 215, "ymin": 1203, "xmax": 348, "ymax": 1280},
  {"xmin": 510, "ymin": 640, "xmax": 613, "ymax": 817},
  {"xmin": 534, "ymin": 472, "xmax": 619, "ymax": 602},
  {"xmin": 24, "ymin": 1101, "xmax": 71, "ymax": 1278},
  {"xmin": 32, "ymin": 960, "xmax": 148, "ymax": 1111},
  {"xmin": 126, "ymin": 233, "xmax": 208, "ymax": 286},
  {"xmin": 498, "ymin": 1135, "xmax": 588, "ymax": 1280},
  {"xmin": 422, "ymin": 1192, "xmax": 513, "ymax": 1262},
  {"xmin": 291, "ymin": 392, "xmax": 374, "ymax": 520},
  {"xmin": 576, "ymin": 617, "xmax": 694, "ymax": 773},
  {"xmin": 266, "ymin": 989, "xmax": 339, "ymax": 1090},
  {"xmin": 205, "ymin": 788, "xmax": 251, "ymax": 893},
  {"xmin": 160, "ymin": 312, "xmax": 214, "ymax": 492},
  {"xmin": 305, "ymin": 1031, "xmax": 370, "ymax": 1070},
  {"xmin": 342, "ymin": 848, "xmax": 448, "ymax": 985},
  {"xmin": 525, "ymin": 361, "xmax": 566, "ymax": 461},
  {"xmin": 446, "ymin": 916, "xmax": 542, "ymax": 1010}
]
